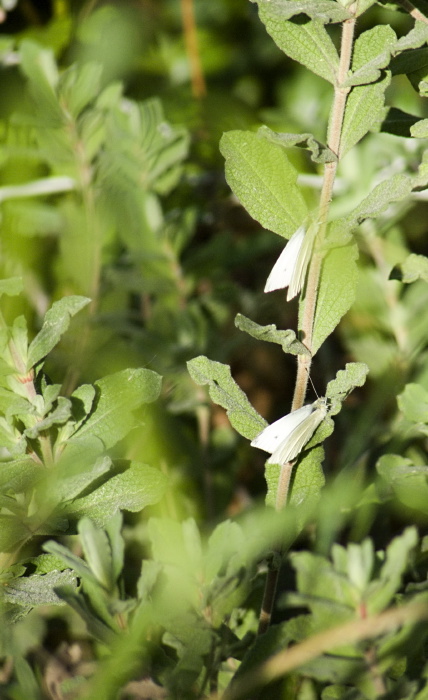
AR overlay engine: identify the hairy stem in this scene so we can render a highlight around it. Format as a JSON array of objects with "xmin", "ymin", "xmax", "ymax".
[{"xmin": 258, "ymin": 7, "xmax": 357, "ymax": 635}]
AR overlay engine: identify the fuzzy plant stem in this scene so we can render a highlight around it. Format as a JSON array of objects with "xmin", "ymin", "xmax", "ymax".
[{"xmin": 258, "ymin": 7, "xmax": 357, "ymax": 636}]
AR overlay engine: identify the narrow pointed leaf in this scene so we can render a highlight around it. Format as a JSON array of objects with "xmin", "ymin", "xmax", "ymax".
[
  {"xmin": 339, "ymin": 74, "xmax": 390, "ymax": 156},
  {"xmin": 381, "ymin": 107, "xmax": 420, "ymax": 137},
  {"xmin": 305, "ymin": 242, "xmax": 359, "ymax": 355},
  {"xmin": 27, "ymin": 296, "xmax": 91, "ymax": 369},
  {"xmin": 78, "ymin": 517, "xmax": 114, "ymax": 591}
]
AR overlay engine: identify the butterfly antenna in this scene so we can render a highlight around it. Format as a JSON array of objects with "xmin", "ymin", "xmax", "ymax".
[{"xmin": 304, "ymin": 366, "xmax": 320, "ymax": 399}]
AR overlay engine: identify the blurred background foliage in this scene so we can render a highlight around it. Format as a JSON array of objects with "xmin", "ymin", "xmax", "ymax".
[{"xmin": 0, "ymin": 0, "xmax": 427, "ymax": 563}]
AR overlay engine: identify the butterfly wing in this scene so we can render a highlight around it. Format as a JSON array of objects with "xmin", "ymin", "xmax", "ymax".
[
  {"xmin": 268, "ymin": 398, "xmax": 328, "ymax": 464},
  {"xmin": 251, "ymin": 404, "xmax": 314, "ymax": 454},
  {"xmin": 287, "ymin": 222, "xmax": 318, "ymax": 301},
  {"xmin": 264, "ymin": 225, "xmax": 305, "ymax": 293}
]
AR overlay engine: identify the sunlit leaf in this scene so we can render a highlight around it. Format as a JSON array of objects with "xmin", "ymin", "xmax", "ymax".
[
  {"xmin": 220, "ymin": 130, "xmax": 308, "ymax": 240},
  {"xmin": 27, "ymin": 296, "xmax": 91, "ymax": 370},
  {"xmin": 255, "ymin": 10, "xmax": 339, "ymax": 83},
  {"xmin": 68, "ymin": 461, "xmax": 167, "ymax": 525},
  {"xmin": 305, "ymin": 242, "xmax": 359, "ymax": 354},
  {"xmin": 73, "ymin": 368, "xmax": 161, "ymax": 449}
]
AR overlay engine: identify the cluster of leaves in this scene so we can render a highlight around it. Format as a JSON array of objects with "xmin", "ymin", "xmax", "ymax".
[{"xmin": 0, "ymin": 283, "xmax": 165, "ymax": 621}]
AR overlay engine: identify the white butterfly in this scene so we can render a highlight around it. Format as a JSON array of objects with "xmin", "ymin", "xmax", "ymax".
[
  {"xmin": 264, "ymin": 222, "xmax": 317, "ymax": 300},
  {"xmin": 251, "ymin": 397, "xmax": 328, "ymax": 464}
]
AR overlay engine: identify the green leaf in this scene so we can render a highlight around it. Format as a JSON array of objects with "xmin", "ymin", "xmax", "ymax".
[
  {"xmin": 24, "ymin": 397, "xmax": 71, "ymax": 439},
  {"xmin": 204, "ymin": 520, "xmax": 245, "ymax": 581},
  {"xmin": 367, "ymin": 527, "xmax": 418, "ymax": 612},
  {"xmin": 329, "ymin": 173, "xmax": 414, "ymax": 237},
  {"xmin": 53, "ymin": 584, "xmax": 116, "ymax": 643},
  {"xmin": 0, "ymin": 457, "xmax": 41, "ymax": 493},
  {"xmin": 27, "ymin": 296, "xmax": 91, "ymax": 369},
  {"xmin": 105, "ymin": 513, "xmax": 124, "ymax": 583},
  {"xmin": 73, "ymin": 368, "xmax": 161, "ymax": 449},
  {"xmin": 53, "ymin": 447, "xmax": 113, "ymax": 502},
  {"xmin": 235, "ymin": 313, "xmax": 311, "ymax": 356},
  {"xmin": 343, "ymin": 25, "xmax": 396, "ymax": 87},
  {"xmin": 59, "ymin": 62, "xmax": 103, "ymax": 119},
  {"xmin": 306, "ymin": 242, "xmax": 359, "ymax": 355},
  {"xmin": 391, "ymin": 46, "xmax": 428, "ymax": 95},
  {"xmin": 19, "ymin": 40, "xmax": 63, "ymax": 127},
  {"xmin": 220, "ymin": 130, "xmax": 308, "ymax": 240},
  {"xmin": 42, "ymin": 540, "xmax": 95, "ymax": 581},
  {"xmin": 377, "ymin": 454, "xmax": 428, "ymax": 514},
  {"xmin": 354, "ymin": 0, "xmax": 377, "ymax": 13},
  {"xmin": 258, "ymin": 125, "xmax": 337, "ymax": 164},
  {"xmin": 381, "ymin": 106, "xmax": 420, "ymax": 137},
  {"xmin": 0, "ymin": 515, "xmax": 31, "ymax": 552},
  {"xmin": 187, "ymin": 355, "xmax": 265, "ymax": 439},
  {"xmin": 78, "ymin": 517, "xmax": 115, "ymax": 591},
  {"xmin": 4, "ymin": 570, "xmax": 77, "ymax": 607},
  {"xmin": 390, "ymin": 253, "xmax": 428, "ymax": 283},
  {"xmin": 289, "ymin": 550, "xmax": 357, "ymax": 628},
  {"xmin": 29, "ymin": 553, "xmax": 72, "ymax": 575},
  {"xmin": 250, "ymin": 0, "xmax": 351, "ymax": 23},
  {"xmin": 67, "ymin": 461, "xmax": 167, "ymax": 525},
  {"xmin": 325, "ymin": 362, "xmax": 369, "ymax": 414},
  {"xmin": 391, "ymin": 46, "xmax": 428, "ymax": 77},
  {"xmin": 266, "ymin": 446, "xmax": 325, "ymax": 517},
  {"xmin": 339, "ymin": 74, "xmax": 390, "ymax": 156},
  {"xmin": 255, "ymin": 10, "xmax": 339, "ymax": 83},
  {"xmin": 397, "ymin": 383, "xmax": 428, "ymax": 424},
  {"xmin": 0, "ymin": 277, "xmax": 23, "ymax": 298},
  {"xmin": 411, "ymin": 118, "xmax": 428, "ymax": 138},
  {"xmin": 395, "ymin": 20, "xmax": 428, "ymax": 51}
]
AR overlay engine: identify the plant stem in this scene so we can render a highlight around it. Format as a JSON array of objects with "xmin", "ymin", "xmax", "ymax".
[
  {"xmin": 257, "ymin": 7, "xmax": 357, "ymax": 635},
  {"xmin": 396, "ymin": 0, "xmax": 428, "ymax": 24},
  {"xmin": 180, "ymin": 0, "xmax": 207, "ymax": 98},
  {"xmin": 295, "ymin": 5, "xmax": 356, "ymax": 399}
]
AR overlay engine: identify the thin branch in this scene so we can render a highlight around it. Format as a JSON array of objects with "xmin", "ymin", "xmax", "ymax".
[{"xmin": 180, "ymin": 0, "xmax": 207, "ymax": 98}]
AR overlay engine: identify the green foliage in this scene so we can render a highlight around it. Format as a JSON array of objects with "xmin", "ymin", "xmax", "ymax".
[
  {"xmin": 2, "ymin": 1, "xmax": 428, "ymax": 698},
  {"xmin": 220, "ymin": 129, "xmax": 308, "ymax": 240},
  {"xmin": 0, "ymin": 284, "xmax": 164, "ymax": 629}
]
